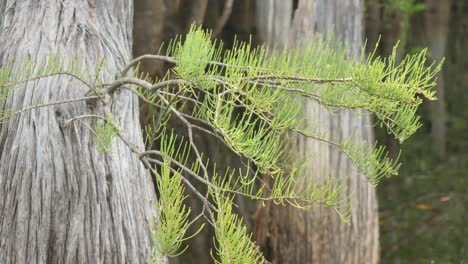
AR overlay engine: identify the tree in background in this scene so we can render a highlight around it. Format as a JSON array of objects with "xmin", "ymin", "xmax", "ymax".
[
  {"xmin": 253, "ymin": 1, "xmax": 379, "ymax": 263},
  {"xmin": 373, "ymin": 1, "xmax": 468, "ymax": 262},
  {"xmin": 366, "ymin": 0, "xmax": 450, "ymax": 160},
  {"xmin": 423, "ymin": 0, "xmax": 451, "ymax": 158},
  {"xmin": 364, "ymin": 1, "xmax": 430, "ymax": 260}
]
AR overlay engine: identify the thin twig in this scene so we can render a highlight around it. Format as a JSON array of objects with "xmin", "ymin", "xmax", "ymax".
[
  {"xmin": 105, "ymin": 77, "xmax": 186, "ymax": 95},
  {"xmin": 139, "ymin": 150, "xmax": 338, "ymax": 209},
  {"xmin": 75, "ymin": 119, "xmax": 97, "ymax": 136},
  {"xmin": 247, "ymin": 74, "xmax": 353, "ymax": 83},
  {"xmin": 157, "ymin": 92, "xmax": 210, "ymax": 180},
  {"xmin": 146, "ymin": 157, "xmax": 216, "ymax": 212},
  {"xmin": 155, "ymin": 89, "xmax": 184, "ymax": 132},
  {"xmin": 122, "ymin": 85, "xmax": 216, "ymax": 130},
  {"xmin": 121, "ymin": 55, "xmax": 177, "ymax": 76},
  {"xmin": 158, "ymin": 90, "xmax": 203, "ymax": 106},
  {"xmin": 105, "ymin": 77, "xmax": 152, "ymax": 94},
  {"xmin": 122, "ymin": 53, "xmax": 271, "ymax": 75},
  {"xmin": 149, "ymin": 79, "xmax": 188, "ymax": 92},
  {"xmin": 14, "ymin": 96, "xmax": 99, "ymax": 115},
  {"xmin": 63, "ymin": 114, "xmax": 107, "ymax": 126},
  {"xmin": 1, "ymin": 72, "xmax": 94, "ymax": 90}
]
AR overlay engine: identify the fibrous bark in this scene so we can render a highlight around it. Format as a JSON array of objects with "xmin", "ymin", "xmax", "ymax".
[
  {"xmin": 0, "ymin": 1, "xmax": 155, "ymax": 263},
  {"xmin": 254, "ymin": 1, "xmax": 379, "ymax": 263}
]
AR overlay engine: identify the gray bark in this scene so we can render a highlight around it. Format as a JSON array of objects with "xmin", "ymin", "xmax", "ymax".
[
  {"xmin": 255, "ymin": 0, "xmax": 292, "ymax": 50},
  {"xmin": 0, "ymin": 1, "xmax": 155, "ymax": 263},
  {"xmin": 254, "ymin": 1, "xmax": 379, "ymax": 263}
]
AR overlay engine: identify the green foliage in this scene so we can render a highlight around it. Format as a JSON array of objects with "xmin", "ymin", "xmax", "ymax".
[
  {"xmin": 0, "ymin": 54, "xmax": 102, "ymax": 124},
  {"xmin": 212, "ymin": 192, "xmax": 264, "ymax": 264},
  {"xmin": 166, "ymin": 25, "xmax": 440, "ymax": 180},
  {"xmin": 172, "ymin": 28, "xmax": 213, "ymax": 82},
  {"xmin": 384, "ymin": 0, "xmax": 426, "ymax": 14},
  {"xmin": 0, "ymin": 24, "xmax": 442, "ymax": 263},
  {"xmin": 95, "ymin": 117, "xmax": 118, "ymax": 154},
  {"xmin": 148, "ymin": 132, "xmax": 202, "ymax": 261}
]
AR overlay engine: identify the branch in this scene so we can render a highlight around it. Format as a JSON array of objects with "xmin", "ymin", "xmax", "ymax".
[
  {"xmin": 248, "ymin": 74, "xmax": 353, "ymax": 83},
  {"xmin": 63, "ymin": 114, "xmax": 107, "ymax": 126},
  {"xmin": 155, "ymin": 89, "xmax": 184, "ymax": 132},
  {"xmin": 122, "ymin": 85, "xmax": 220, "ymax": 133},
  {"xmin": 105, "ymin": 77, "xmax": 187, "ymax": 95},
  {"xmin": 121, "ymin": 54, "xmax": 176, "ymax": 76},
  {"xmin": 149, "ymin": 79, "xmax": 188, "ymax": 91},
  {"xmin": 158, "ymin": 90, "xmax": 203, "ymax": 106},
  {"xmin": 122, "ymin": 53, "xmax": 271, "ymax": 75},
  {"xmin": 139, "ymin": 151, "xmax": 343, "ymax": 211},
  {"xmin": 156, "ymin": 92, "xmax": 211, "ymax": 182}
]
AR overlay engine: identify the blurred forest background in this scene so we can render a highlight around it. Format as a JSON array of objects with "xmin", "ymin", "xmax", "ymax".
[{"xmin": 133, "ymin": 0, "xmax": 467, "ymax": 262}]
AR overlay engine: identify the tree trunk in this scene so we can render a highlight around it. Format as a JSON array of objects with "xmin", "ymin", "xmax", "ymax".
[
  {"xmin": 134, "ymin": 0, "xmax": 167, "ymax": 78},
  {"xmin": 425, "ymin": 0, "xmax": 451, "ymax": 158},
  {"xmin": 253, "ymin": 1, "xmax": 379, "ymax": 263},
  {"xmin": 445, "ymin": 2, "xmax": 468, "ymax": 153},
  {"xmin": 0, "ymin": 1, "xmax": 156, "ymax": 263},
  {"xmin": 364, "ymin": 0, "xmax": 381, "ymax": 52}
]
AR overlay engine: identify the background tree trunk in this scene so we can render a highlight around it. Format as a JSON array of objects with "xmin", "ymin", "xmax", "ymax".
[
  {"xmin": 363, "ymin": 3, "xmax": 416, "ymax": 262},
  {"xmin": 133, "ymin": 0, "xmax": 167, "ymax": 78},
  {"xmin": 0, "ymin": 1, "xmax": 155, "ymax": 263},
  {"xmin": 253, "ymin": 1, "xmax": 379, "ymax": 263},
  {"xmin": 445, "ymin": 1, "xmax": 468, "ymax": 151},
  {"xmin": 425, "ymin": 0, "xmax": 451, "ymax": 159}
]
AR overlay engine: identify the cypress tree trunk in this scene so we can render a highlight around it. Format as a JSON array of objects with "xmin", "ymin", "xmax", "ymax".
[
  {"xmin": 0, "ymin": 1, "xmax": 156, "ymax": 263},
  {"xmin": 253, "ymin": 1, "xmax": 379, "ymax": 263}
]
